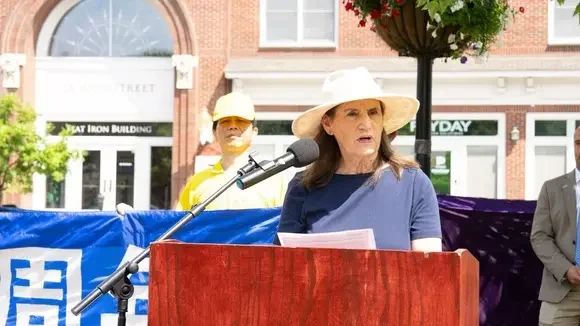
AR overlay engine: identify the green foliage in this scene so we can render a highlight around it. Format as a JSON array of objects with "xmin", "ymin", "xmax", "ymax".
[
  {"xmin": 345, "ymin": 0, "xmax": 524, "ymax": 61},
  {"xmin": 0, "ymin": 94, "xmax": 83, "ymax": 201},
  {"xmin": 435, "ymin": 0, "xmax": 514, "ymax": 58}
]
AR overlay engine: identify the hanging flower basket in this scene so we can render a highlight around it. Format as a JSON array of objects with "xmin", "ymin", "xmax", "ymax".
[{"xmin": 344, "ymin": 0, "xmax": 524, "ymax": 63}]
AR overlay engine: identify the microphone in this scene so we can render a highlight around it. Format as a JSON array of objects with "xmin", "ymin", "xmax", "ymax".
[
  {"xmin": 237, "ymin": 152, "xmax": 261, "ymax": 175},
  {"xmin": 231, "ymin": 151, "xmax": 264, "ymax": 177},
  {"xmin": 71, "ymin": 147, "xmax": 272, "ymax": 322},
  {"xmin": 236, "ymin": 138, "xmax": 319, "ymax": 190}
]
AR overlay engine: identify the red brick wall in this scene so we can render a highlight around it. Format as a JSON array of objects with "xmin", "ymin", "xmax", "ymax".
[
  {"xmin": 227, "ymin": 0, "xmax": 580, "ymax": 56},
  {"xmin": 0, "ymin": 0, "xmax": 577, "ymax": 206}
]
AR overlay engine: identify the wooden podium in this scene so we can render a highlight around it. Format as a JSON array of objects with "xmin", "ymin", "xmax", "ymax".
[{"xmin": 148, "ymin": 242, "xmax": 479, "ymax": 326}]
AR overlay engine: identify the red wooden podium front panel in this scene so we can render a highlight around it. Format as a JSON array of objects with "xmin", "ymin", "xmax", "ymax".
[{"xmin": 148, "ymin": 243, "xmax": 478, "ymax": 326}]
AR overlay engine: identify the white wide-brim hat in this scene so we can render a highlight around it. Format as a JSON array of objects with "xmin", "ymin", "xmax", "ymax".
[{"xmin": 292, "ymin": 67, "xmax": 420, "ymax": 139}]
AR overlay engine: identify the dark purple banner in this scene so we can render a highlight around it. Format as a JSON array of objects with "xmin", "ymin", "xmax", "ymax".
[{"xmin": 439, "ymin": 195, "xmax": 541, "ymax": 326}]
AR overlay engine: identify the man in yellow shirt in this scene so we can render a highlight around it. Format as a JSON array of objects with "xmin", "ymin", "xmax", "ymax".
[{"xmin": 176, "ymin": 92, "xmax": 287, "ymax": 211}]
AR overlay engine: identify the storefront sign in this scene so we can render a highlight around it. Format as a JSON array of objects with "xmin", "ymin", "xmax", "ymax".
[
  {"xmin": 48, "ymin": 122, "xmax": 172, "ymax": 137},
  {"xmin": 398, "ymin": 120, "xmax": 498, "ymax": 136},
  {"xmin": 61, "ymin": 83, "xmax": 157, "ymax": 94},
  {"xmin": 35, "ymin": 58, "xmax": 175, "ymax": 122}
]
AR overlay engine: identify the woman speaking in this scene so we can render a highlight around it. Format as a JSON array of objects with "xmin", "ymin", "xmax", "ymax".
[{"xmin": 274, "ymin": 67, "xmax": 442, "ymax": 252}]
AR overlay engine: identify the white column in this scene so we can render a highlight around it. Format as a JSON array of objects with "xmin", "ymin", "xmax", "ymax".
[
  {"xmin": 133, "ymin": 141, "xmax": 151, "ymax": 210},
  {"xmin": 198, "ymin": 106, "xmax": 214, "ymax": 145},
  {"xmin": 232, "ymin": 79, "xmax": 244, "ymax": 92}
]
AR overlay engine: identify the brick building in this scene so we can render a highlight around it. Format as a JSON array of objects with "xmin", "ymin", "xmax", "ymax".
[{"xmin": 0, "ymin": 0, "xmax": 579, "ymax": 209}]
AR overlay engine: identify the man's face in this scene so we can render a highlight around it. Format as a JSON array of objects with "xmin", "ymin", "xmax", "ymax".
[{"xmin": 214, "ymin": 116, "xmax": 257, "ymax": 155}]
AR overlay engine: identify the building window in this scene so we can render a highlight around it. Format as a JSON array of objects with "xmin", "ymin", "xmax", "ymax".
[
  {"xmin": 534, "ymin": 146, "xmax": 567, "ymax": 198},
  {"xmin": 251, "ymin": 120, "xmax": 297, "ymax": 155},
  {"xmin": 49, "ymin": 0, "xmax": 174, "ymax": 57},
  {"xmin": 255, "ymin": 120, "xmax": 294, "ymax": 135},
  {"xmin": 251, "ymin": 118, "xmax": 300, "ymax": 183},
  {"xmin": 150, "ymin": 146, "xmax": 172, "ymax": 210},
  {"xmin": 526, "ymin": 115, "xmax": 579, "ymax": 200},
  {"xmin": 392, "ymin": 114, "xmax": 505, "ymax": 199},
  {"xmin": 548, "ymin": 0, "xmax": 580, "ymax": 45},
  {"xmin": 46, "ymin": 178, "xmax": 66, "ymax": 208},
  {"xmin": 260, "ymin": 0, "xmax": 337, "ymax": 48},
  {"xmin": 466, "ymin": 146, "xmax": 498, "ymax": 199},
  {"xmin": 535, "ymin": 120, "xmax": 567, "ymax": 136}
]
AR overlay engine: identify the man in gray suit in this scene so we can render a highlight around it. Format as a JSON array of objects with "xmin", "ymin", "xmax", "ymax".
[{"xmin": 531, "ymin": 126, "xmax": 580, "ymax": 325}]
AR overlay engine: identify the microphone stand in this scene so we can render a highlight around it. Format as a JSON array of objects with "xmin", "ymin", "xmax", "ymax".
[{"xmin": 70, "ymin": 154, "xmax": 261, "ymax": 326}]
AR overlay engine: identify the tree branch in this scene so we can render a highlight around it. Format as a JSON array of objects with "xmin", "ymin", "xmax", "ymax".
[{"xmin": 0, "ymin": 158, "xmax": 20, "ymax": 193}]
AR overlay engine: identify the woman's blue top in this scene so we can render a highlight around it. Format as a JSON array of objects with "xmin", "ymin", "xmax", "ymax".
[{"xmin": 274, "ymin": 167, "xmax": 442, "ymax": 250}]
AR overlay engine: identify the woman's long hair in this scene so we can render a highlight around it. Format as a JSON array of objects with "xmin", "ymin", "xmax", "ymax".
[{"xmin": 300, "ymin": 106, "xmax": 419, "ymax": 190}]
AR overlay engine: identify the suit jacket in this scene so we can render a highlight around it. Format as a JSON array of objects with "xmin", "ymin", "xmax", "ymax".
[{"xmin": 530, "ymin": 170, "xmax": 577, "ymax": 303}]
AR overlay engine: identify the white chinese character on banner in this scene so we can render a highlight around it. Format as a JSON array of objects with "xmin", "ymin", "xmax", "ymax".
[
  {"xmin": 100, "ymin": 245, "xmax": 149, "ymax": 326},
  {"xmin": 0, "ymin": 247, "xmax": 82, "ymax": 326}
]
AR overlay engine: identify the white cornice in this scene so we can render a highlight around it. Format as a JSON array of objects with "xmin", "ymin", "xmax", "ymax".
[
  {"xmin": 224, "ymin": 55, "xmax": 580, "ymax": 80},
  {"xmin": 224, "ymin": 56, "xmax": 580, "ymax": 106},
  {"xmin": 226, "ymin": 71, "xmax": 580, "ymax": 80}
]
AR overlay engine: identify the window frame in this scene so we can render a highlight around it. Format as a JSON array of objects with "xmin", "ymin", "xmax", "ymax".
[
  {"xmin": 253, "ymin": 112, "xmax": 299, "ymax": 147},
  {"xmin": 525, "ymin": 113, "xmax": 579, "ymax": 200},
  {"xmin": 252, "ymin": 111, "xmax": 299, "ymax": 155},
  {"xmin": 36, "ymin": 0, "xmax": 174, "ymax": 57},
  {"xmin": 547, "ymin": 0, "xmax": 580, "ymax": 45},
  {"xmin": 394, "ymin": 112, "xmax": 506, "ymax": 199},
  {"xmin": 253, "ymin": 112, "xmax": 506, "ymax": 199},
  {"xmin": 259, "ymin": 0, "xmax": 339, "ymax": 49}
]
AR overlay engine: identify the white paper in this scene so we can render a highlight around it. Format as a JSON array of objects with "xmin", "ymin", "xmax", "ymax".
[{"xmin": 277, "ymin": 229, "xmax": 376, "ymax": 250}]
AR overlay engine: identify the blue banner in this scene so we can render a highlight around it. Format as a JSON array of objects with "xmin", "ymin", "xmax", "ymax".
[
  {"xmin": 0, "ymin": 208, "xmax": 282, "ymax": 326},
  {"xmin": 0, "ymin": 196, "xmax": 545, "ymax": 326}
]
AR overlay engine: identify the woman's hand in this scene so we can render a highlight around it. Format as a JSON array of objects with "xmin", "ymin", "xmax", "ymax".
[{"xmin": 411, "ymin": 237, "xmax": 442, "ymax": 252}]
